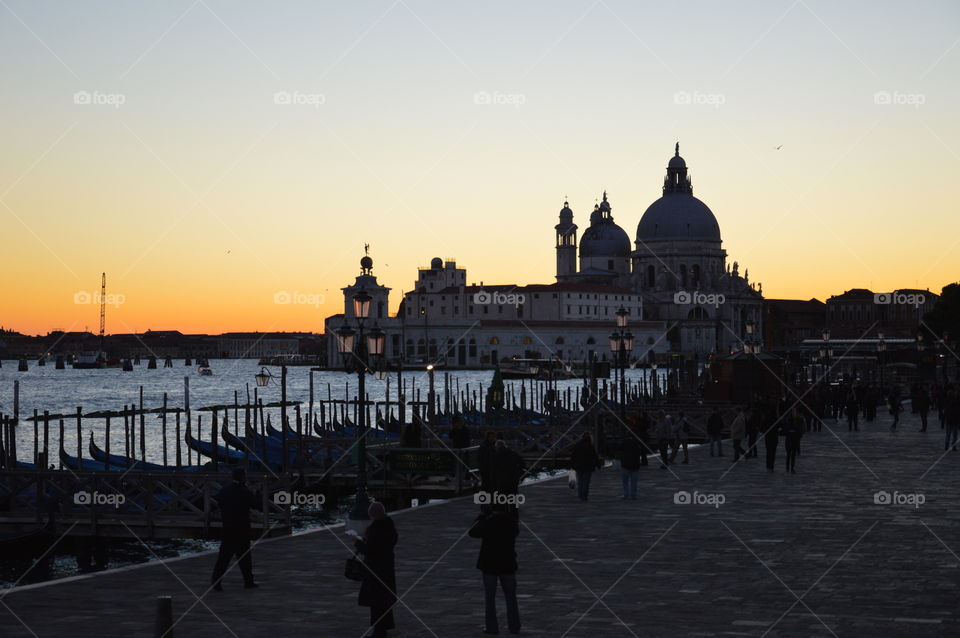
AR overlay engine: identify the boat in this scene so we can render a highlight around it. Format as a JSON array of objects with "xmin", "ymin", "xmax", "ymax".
[
  {"xmin": 185, "ymin": 422, "xmax": 245, "ymax": 463},
  {"xmin": 197, "ymin": 365, "xmax": 213, "ymax": 376},
  {"xmin": 72, "ymin": 352, "xmax": 103, "ymax": 369},
  {"xmin": 498, "ymin": 358, "xmax": 575, "ymax": 380},
  {"xmin": 88, "ymin": 434, "xmax": 206, "ymax": 472}
]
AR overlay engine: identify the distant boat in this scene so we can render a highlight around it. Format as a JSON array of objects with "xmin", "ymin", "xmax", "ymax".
[
  {"xmin": 197, "ymin": 365, "xmax": 213, "ymax": 376},
  {"xmin": 72, "ymin": 352, "xmax": 102, "ymax": 369}
]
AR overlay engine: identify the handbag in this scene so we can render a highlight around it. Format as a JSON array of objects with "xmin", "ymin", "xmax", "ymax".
[
  {"xmin": 567, "ymin": 469, "xmax": 577, "ymax": 489},
  {"xmin": 345, "ymin": 552, "xmax": 365, "ymax": 582}
]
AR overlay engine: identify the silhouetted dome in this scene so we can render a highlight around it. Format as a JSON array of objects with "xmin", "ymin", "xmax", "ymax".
[
  {"xmin": 636, "ymin": 195, "xmax": 720, "ymax": 242},
  {"xmin": 668, "ymin": 154, "xmax": 686, "ymax": 168},
  {"xmin": 581, "ymin": 222, "xmax": 631, "ymax": 258},
  {"xmin": 360, "ymin": 255, "xmax": 374, "ymax": 270},
  {"xmin": 430, "ymin": 257, "xmax": 443, "ymax": 269}
]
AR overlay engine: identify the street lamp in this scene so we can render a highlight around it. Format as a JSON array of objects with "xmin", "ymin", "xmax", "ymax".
[
  {"xmin": 426, "ymin": 363, "xmax": 436, "ymax": 424},
  {"xmin": 939, "ymin": 332, "xmax": 950, "ymax": 385},
  {"xmin": 253, "ymin": 365, "xmax": 289, "ymax": 469},
  {"xmin": 609, "ymin": 308, "xmax": 633, "ymax": 423},
  {"xmin": 336, "ymin": 290, "xmax": 384, "ymax": 533}
]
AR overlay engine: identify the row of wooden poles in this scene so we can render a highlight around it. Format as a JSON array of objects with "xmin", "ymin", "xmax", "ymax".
[{"xmin": 0, "ymin": 369, "xmax": 672, "ymax": 471}]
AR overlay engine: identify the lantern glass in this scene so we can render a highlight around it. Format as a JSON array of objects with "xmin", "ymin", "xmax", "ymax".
[
  {"xmin": 336, "ymin": 324, "xmax": 356, "ymax": 354},
  {"xmin": 353, "ymin": 291, "xmax": 372, "ymax": 319},
  {"xmin": 366, "ymin": 326, "xmax": 385, "ymax": 357},
  {"xmin": 615, "ymin": 307, "xmax": 629, "ymax": 328},
  {"xmin": 623, "ymin": 332, "xmax": 635, "ymax": 352},
  {"xmin": 745, "ymin": 320, "xmax": 755, "ymax": 336},
  {"xmin": 609, "ymin": 333, "xmax": 621, "ymax": 353},
  {"xmin": 254, "ymin": 369, "xmax": 271, "ymax": 387},
  {"xmin": 822, "ymin": 328, "xmax": 831, "ymax": 341}
]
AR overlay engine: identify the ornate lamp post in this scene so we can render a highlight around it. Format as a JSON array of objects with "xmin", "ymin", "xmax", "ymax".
[
  {"xmin": 254, "ymin": 365, "xmax": 288, "ymax": 470},
  {"xmin": 336, "ymin": 290, "xmax": 385, "ymax": 533},
  {"xmin": 609, "ymin": 307, "xmax": 634, "ymax": 422}
]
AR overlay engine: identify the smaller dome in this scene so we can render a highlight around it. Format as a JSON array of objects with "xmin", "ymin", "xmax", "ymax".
[
  {"xmin": 430, "ymin": 257, "xmax": 443, "ymax": 269},
  {"xmin": 580, "ymin": 222, "xmax": 631, "ymax": 258},
  {"xmin": 668, "ymin": 154, "xmax": 686, "ymax": 168},
  {"xmin": 360, "ymin": 255, "xmax": 373, "ymax": 271}
]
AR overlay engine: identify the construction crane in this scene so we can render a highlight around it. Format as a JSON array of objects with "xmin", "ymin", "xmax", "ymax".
[{"xmin": 98, "ymin": 272, "xmax": 106, "ymax": 364}]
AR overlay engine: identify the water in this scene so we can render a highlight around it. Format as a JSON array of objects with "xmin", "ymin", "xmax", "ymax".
[{"xmin": 0, "ymin": 359, "xmax": 666, "ymax": 465}]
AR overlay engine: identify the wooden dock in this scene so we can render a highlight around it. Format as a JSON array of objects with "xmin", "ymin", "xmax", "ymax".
[{"xmin": 1, "ymin": 410, "xmax": 958, "ymax": 637}]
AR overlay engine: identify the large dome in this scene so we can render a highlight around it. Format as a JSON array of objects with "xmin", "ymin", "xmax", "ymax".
[
  {"xmin": 581, "ymin": 221, "xmax": 631, "ymax": 257},
  {"xmin": 636, "ymin": 194, "xmax": 721, "ymax": 242}
]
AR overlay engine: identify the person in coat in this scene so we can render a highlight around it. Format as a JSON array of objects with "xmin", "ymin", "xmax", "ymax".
[
  {"xmin": 730, "ymin": 407, "xmax": 747, "ymax": 462},
  {"xmin": 763, "ymin": 406, "xmax": 780, "ymax": 472},
  {"xmin": 492, "ymin": 440, "xmax": 526, "ymax": 515},
  {"xmin": 746, "ymin": 405, "xmax": 762, "ymax": 457},
  {"xmin": 670, "ymin": 411, "xmax": 691, "ymax": 464},
  {"xmin": 355, "ymin": 502, "xmax": 399, "ymax": 638},
  {"xmin": 469, "ymin": 506, "xmax": 521, "ymax": 635},
  {"xmin": 656, "ymin": 413, "xmax": 675, "ymax": 469},
  {"xmin": 943, "ymin": 388, "xmax": 959, "ymax": 451},
  {"xmin": 707, "ymin": 407, "xmax": 724, "ymax": 457},
  {"xmin": 450, "ymin": 415, "xmax": 471, "ymax": 448},
  {"xmin": 478, "ymin": 431, "xmax": 499, "ymax": 492},
  {"xmin": 211, "ymin": 468, "xmax": 259, "ymax": 591},
  {"xmin": 619, "ymin": 435, "xmax": 641, "ymax": 499},
  {"xmin": 570, "ymin": 432, "xmax": 601, "ymax": 501},
  {"xmin": 783, "ymin": 409, "xmax": 805, "ymax": 473}
]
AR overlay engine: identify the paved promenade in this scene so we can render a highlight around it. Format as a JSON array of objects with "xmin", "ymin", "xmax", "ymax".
[{"xmin": 2, "ymin": 410, "xmax": 959, "ymax": 637}]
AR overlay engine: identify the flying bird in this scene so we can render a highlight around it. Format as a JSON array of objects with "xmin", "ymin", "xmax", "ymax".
[{"xmin": 775, "ymin": 145, "xmax": 783, "ymax": 150}]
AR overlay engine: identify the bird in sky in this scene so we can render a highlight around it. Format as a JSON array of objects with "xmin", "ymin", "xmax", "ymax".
[{"xmin": 775, "ymin": 145, "xmax": 783, "ymax": 150}]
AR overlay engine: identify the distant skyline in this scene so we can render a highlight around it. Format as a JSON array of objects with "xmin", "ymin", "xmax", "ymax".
[{"xmin": 1, "ymin": 0, "xmax": 958, "ymax": 335}]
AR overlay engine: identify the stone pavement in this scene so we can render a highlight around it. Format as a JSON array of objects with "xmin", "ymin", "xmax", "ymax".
[{"xmin": 2, "ymin": 409, "xmax": 959, "ymax": 637}]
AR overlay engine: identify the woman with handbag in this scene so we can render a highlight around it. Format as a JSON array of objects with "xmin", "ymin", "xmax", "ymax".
[{"xmin": 354, "ymin": 502, "xmax": 399, "ymax": 638}]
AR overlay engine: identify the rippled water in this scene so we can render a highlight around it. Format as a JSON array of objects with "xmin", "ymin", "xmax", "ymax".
[{"xmin": 0, "ymin": 359, "xmax": 663, "ymax": 464}]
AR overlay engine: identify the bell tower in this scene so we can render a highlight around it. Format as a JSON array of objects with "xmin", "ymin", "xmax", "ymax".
[{"xmin": 555, "ymin": 200, "xmax": 578, "ymax": 280}]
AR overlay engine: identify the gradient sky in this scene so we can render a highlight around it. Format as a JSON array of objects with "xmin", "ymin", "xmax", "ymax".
[{"xmin": 1, "ymin": 0, "xmax": 957, "ymax": 335}]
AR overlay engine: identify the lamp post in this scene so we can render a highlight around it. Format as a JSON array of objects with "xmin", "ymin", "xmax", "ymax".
[
  {"xmin": 609, "ymin": 307, "xmax": 634, "ymax": 423},
  {"xmin": 426, "ymin": 363, "xmax": 436, "ymax": 425},
  {"xmin": 254, "ymin": 365, "xmax": 288, "ymax": 470},
  {"xmin": 336, "ymin": 290, "xmax": 385, "ymax": 534},
  {"xmin": 940, "ymin": 332, "xmax": 950, "ymax": 385}
]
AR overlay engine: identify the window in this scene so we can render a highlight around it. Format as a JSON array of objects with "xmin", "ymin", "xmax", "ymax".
[
  {"xmin": 555, "ymin": 337, "xmax": 565, "ymax": 345},
  {"xmin": 586, "ymin": 337, "xmax": 596, "ymax": 345},
  {"xmin": 522, "ymin": 337, "xmax": 532, "ymax": 345},
  {"xmin": 490, "ymin": 337, "xmax": 500, "ymax": 345},
  {"xmin": 647, "ymin": 265, "xmax": 655, "ymax": 288}
]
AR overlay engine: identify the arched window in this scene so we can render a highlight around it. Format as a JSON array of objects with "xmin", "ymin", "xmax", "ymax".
[
  {"xmin": 468, "ymin": 339, "xmax": 477, "ymax": 357},
  {"xmin": 691, "ymin": 264, "xmax": 701, "ymax": 287},
  {"xmin": 489, "ymin": 337, "xmax": 500, "ymax": 345},
  {"xmin": 646, "ymin": 265, "xmax": 655, "ymax": 288},
  {"xmin": 417, "ymin": 338, "xmax": 425, "ymax": 356},
  {"xmin": 555, "ymin": 337, "xmax": 565, "ymax": 345},
  {"xmin": 680, "ymin": 264, "xmax": 688, "ymax": 288},
  {"xmin": 586, "ymin": 337, "xmax": 596, "ymax": 345},
  {"xmin": 522, "ymin": 337, "xmax": 533, "ymax": 345}
]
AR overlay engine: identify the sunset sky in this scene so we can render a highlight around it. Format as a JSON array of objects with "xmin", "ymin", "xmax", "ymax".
[{"xmin": 1, "ymin": 0, "xmax": 958, "ymax": 335}]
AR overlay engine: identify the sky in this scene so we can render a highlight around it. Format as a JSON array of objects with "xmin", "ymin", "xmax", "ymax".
[{"xmin": 1, "ymin": 0, "xmax": 958, "ymax": 336}]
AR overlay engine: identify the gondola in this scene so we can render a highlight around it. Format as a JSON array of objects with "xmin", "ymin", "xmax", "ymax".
[
  {"xmin": 88, "ymin": 433, "xmax": 207, "ymax": 472},
  {"xmin": 185, "ymin": 422, "xmax": 245, "ymax": 463}
]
